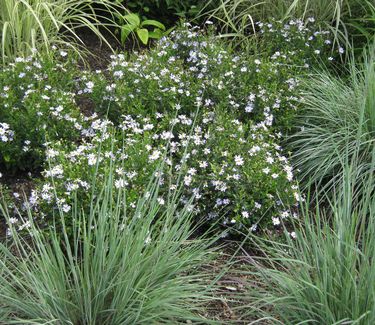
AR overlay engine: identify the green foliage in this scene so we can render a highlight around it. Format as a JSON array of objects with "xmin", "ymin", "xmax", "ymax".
[
  {"xmin": 90, "ymin": 21, "xmax": 333, "ymax": 131},
  {"xmin": 30, "ymin": 112, "xmax": 298, "ymax": 235},
  {"xmin": 2, "ymin": 22, "xmax": 334, "ymax": 235},
  {"xmin": 122, "ymin": 0, "xmax": 215, "ymax": 24},
  {"xmin": 0, "ymin": 169, "xmax": 218, "ymax": 323},
  {"xmin": 0, "ymin": 52, "xmax": 85, "ymax": 172},
  {"xmin": 0, "ymin": 0, "xmax": 126, "ymax": 64},
  {"xmin": 203, "ymin": 0, "xmax": 371, "ymax": 51},
  {"xmin": 289, "ymin": 43, "xmax": 375, "ymax": 197},
  {"xmin": 242, "ymin": 163, "xmax": 375, "ymax": 324},
  {"xmin": 118, "ymin": 12, "xmax": 170, "ymax": 45},
  {"xmin": 348, "ymin": 0, "xmax": 375, "ymax": 53}
]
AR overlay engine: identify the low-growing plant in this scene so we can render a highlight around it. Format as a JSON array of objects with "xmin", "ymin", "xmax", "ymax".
[
  {"xmin": 0, "ymin": 51, "xmax": 87, "ymax": 172},
  {"xmin": 241, "ymin": 161, "xmax": 375, "ymax": 324},
  {"xmin": 19, "ymin": 111, "xmax": 299, "ymax": 236},
  {"xmin": 88, "ymin": 22, "xmax": 333, "ymax": 131},
  {"xmin": 2, "ymin": 22, "xmax": 335, "ymax": 236},
  {"xmin": 0, "ymin": 168, "xmax": 219, "ymax": 323}
]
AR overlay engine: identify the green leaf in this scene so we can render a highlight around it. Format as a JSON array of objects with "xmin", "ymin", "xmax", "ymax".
[
  {"xmin": 141, "ymin": 19, "xmax": 166, "ymax": 31},
  {"xmin": 123, "ymin": 13, "xmax": 140, "ymax": 27},
  {"xmin": 121, "ymin": 25, "xmax": 136, "ymax": 44},
  {"xmin": 148, "ymin": 29, "xmax": 163, "ymax": 39},
  {"xmin": 136, "ymin": 28, "xmax": 149, "ymax": 45}
]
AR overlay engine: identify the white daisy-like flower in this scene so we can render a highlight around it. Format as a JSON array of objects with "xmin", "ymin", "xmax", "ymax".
[
  {"xmin": 272, "ymin": 217, "xmax": 281, "ymax": 226},
  {"xmin": 234, "ymin": 155, "xmax": 244, "ymax": 166}
]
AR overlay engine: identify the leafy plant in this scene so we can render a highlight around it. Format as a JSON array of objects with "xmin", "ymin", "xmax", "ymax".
[
  {"xmin": 0, "ymin": 51, "xmax": 85, "ymax": 172},
  {"xmin": 0, "ymin": 0, "xmax": 126, "ymax": 64},
  {"xmin": 3, "ymin": 22, "xmax": 334, "ymax": 236},
  {"xmin": 120, "ymin": 0, "xmax": 215, "ymax": 23},
  {"xmin": 118, "ymin": 12, "xmax": 171, "ymax": 45},
  {"xmin": 0, "ymin": 167, "xmax": 219, "ymax": 323}
]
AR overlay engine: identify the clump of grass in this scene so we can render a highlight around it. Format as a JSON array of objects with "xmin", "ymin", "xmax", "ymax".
[
  {"xmin": 241, "ymin": 162, "xmax": 375, "ymax": 324},
  {"xmin": 0, "ymin": 0, "xmax": 125, "ymax": 64},
  {"xmin": 290, "ymin": 42, "xmax": 375, "ymax": 196},
  {"xmin": 0, "ymin": 168, "xmax": 218, "ymax": 324},
  {"xmin": 201, "ymin": 0, "xmax": 367, "ymax": 50}
]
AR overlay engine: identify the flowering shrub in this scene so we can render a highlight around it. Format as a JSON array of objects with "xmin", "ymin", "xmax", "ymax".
[
  {"xmin": 84, "ymin": 20, "xmax": 333, "ymax": 132},
  {"xmin": 13, "ymin": 110, "xmax": 299, "ymax": 235},
  {"xmin": 0, "ymin": 51, "xmax": 85, "ymax": 172},
  {"xmin": 1, "ymin": 20, "xmax": 338, "ymax": 236}
]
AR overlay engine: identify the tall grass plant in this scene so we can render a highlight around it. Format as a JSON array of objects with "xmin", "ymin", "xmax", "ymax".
[
  {"xmin": 289, "ymin": 43, "xmax": 375, "ymax": 196},
  {"xmin": 201, "ymin": 0, "xmax": 370, "ymax": 50},
  {"xmin": 241, "ymin": 161, "xmax": 375, "ymax": 324},
  {"xmin": 0, "ymin": 0, "xmax": 125, "ymax": 64},
  {"xmin": 0, "ymin": 167, "xmax": 219, "ymax": 324}
]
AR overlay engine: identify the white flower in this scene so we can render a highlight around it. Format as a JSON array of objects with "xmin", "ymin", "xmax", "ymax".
[
  {"xmin": 9, "ymin": 217, "xmax": 18, "ymax": 224},
  {"xmin": 45, "ymin": 165, "xmax": 64, "ymax": 178},
  {"xmin": 234, "ymin": 155, "xmax": 244, "ymax": 166},
  {"xmin": 199, "ymin": 161, "xmax": 208, "ymax": 169},
  {"xmin": 113, "ymin": 70, "xmax": 124, "ymax": 78},
  {"xmin": 115, "ymin": 179, "xmax": 128, "ymax": 189},
  {"xmin": 262, "ymin": 167, "xmax": 270, "ymax": 174},
  {"xmin": 242, "ymin": 211, "xmax": 249, "ymax": 218},
  {"xmin": 86, "ymin": 81, "xmax": 94, "ymax": 89},
  {"xmin": 87, "ymin": 154, "xmax": 97, "ymax": 166},
  {"xmin": 46, "ymin": 148, "xmax": 59, "ymax": 158},
  {"xmin": 184, "ymin": 175, "xmax": 192, "ymax": 186},
  {"xmin": 245, "ymin": 103, "xmax": 254, "ymax": 113},
  {"xmin": 62, "ymin": 204, "xmax": 71, "ymax": 213},
  {"xmin": 272, "ymin": 217, "xmax": 280, "ymax": 226},
  {"xmin": 0, "ymin": 123, "xmax": 14, "ymax": 142},
  {"xmin": 281, "ymin": 211, "xmax": 290, "ymax": 219},
  {"xmin": 149, "ymin": 150, "xmax": 161, "ymax": 161}
]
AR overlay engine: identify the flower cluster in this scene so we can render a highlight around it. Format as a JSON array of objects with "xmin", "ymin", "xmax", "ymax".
[
  {"xmin": 1, "ymin": 20, "xmax": 335, "ymax": 236},
  {"xmin": 84, "ymin": 20, "xmax": 334, "ymax": 133},
  {"xmin": 0, "ymin": 51, "xmax": 85, "ymax": 171},
  {"xmin": 0, "ymin": 123, "xmax": 14, "ymax": 143}
]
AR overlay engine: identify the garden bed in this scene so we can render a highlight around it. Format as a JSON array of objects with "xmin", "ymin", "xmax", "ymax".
[{"xmin": 0, "ymin": 0, "xmax": 374, "ymax": 324}]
